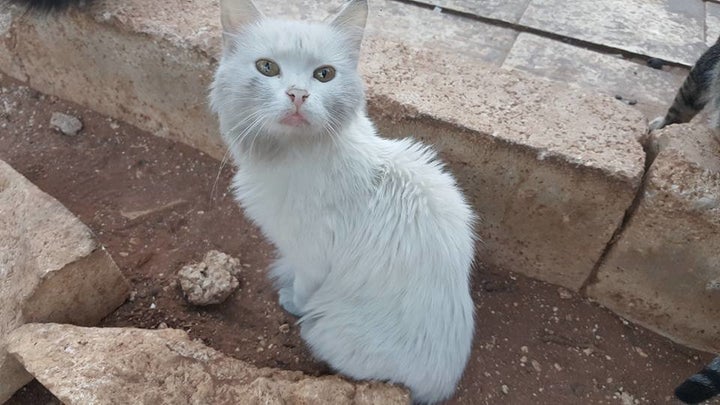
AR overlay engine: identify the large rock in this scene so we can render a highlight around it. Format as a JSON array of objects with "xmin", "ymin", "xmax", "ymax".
[
  {"xmin": 0, "ymin": 0, "xmax": 647, "ymax": 291},
  {"xmin": 6, "ymin": 323, "xmax": 410, "ymax": 405},
  {"xmin": 0, "ymin": 160, "xmax": 130, "ymax": 402},
  {"xmin": 587, "ymin": 124, "xmax": 720, "ymax": 353}
]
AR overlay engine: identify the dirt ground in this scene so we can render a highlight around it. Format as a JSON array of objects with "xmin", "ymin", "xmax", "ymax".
[{"xmin": 0, "ymin": 73, "xmax": 715, "ymax": 404}]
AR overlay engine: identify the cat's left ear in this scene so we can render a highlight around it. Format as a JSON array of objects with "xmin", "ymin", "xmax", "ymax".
[
  {"xmin": 328, "ymin": 0, "xmax": 368, "ymax": 56},
  {"xmin": 220, "ymin": 0, "xmax": 264, "ymax": 52}
]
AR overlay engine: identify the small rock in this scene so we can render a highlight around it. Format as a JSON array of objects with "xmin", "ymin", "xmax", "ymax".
[
  {"xmin": 612, "ymin": 95, "xmax": 639, "ymax": 106},
  {"xmin": 520, "ymin": 346, "xmax": 529, "ymax": 353},
  {"xmin": 634, "ymin": 346, "xmax": 648, "ymax": 358},
  {"xmin": 646, "ymin": 58, "xmax": 666, "ymax": 70},
  {"xmin": 178, "ymin": 250, "xmax": 241, "ymax": 305},
  {"xmin": 501, "ymin": 385, "xmax": 509, "ymax": 395},
  {"xmin": 203, "ymin": 250, "xmax": 243, "ymax": 279},
  {"xmin": 279, "ymin": 323, "xmax": 290, "ymax": 334},
  {"xmin": 50, "ymin": 112, "xmax": 83, "ymax": 136},
  {"xmin": 557, "ymin": 287, "xmax": 572, "ymax": 299},
  {"xmin": 531, "ymin": 359, "xmax": 542, "ymax": 372}
]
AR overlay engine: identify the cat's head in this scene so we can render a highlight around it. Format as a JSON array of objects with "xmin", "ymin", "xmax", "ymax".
[{"xmin": 210, "ymin": 0, "xmax": 368, "ymax": 152}]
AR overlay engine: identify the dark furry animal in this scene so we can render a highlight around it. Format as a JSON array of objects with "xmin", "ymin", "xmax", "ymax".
[
  {"xmin": 675, "ymin": 357, "xmax": 720, "ymax": 404},
  {"xmin": 4, "ymin": 0, "xmax": 91, "ymax": 12},
  {"xmin": 650, "ymin": 37, "xmax": 720, "ymax": 131}
]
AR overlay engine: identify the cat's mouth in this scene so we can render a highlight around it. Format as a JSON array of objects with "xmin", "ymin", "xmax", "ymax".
[{"xmin": 280, "ymin": 112, "xmax": 310, "ymax": 127}]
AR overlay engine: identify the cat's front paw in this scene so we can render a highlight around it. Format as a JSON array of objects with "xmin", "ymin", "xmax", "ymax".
[
  {"xmin": 278, "ymin": 286, "xmax": 303, "ymax": 317},
  {"xmin": 648, "ymin": 116, "xmax": 667, "ymax": 132}
]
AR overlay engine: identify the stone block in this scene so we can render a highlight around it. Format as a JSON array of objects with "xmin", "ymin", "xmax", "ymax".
[
  {"xmin": 425, "ymin": 0, "xmax": 532, "ymax": 23},
  {"xmin": 6, "ymin": 323, "xmax": 410, "ymax": 404},
  {"xmin": 520, "ymin": 0, "xmax": 706, "ymax": 66},
  {"xmin": 0, "ymin": 1, "xmax": 226, "ymax": 158},
  {"xmin": 707, "ymin": 2, "xmax": 720, "ymax": 47},
  {"xmin": 0, "ymin": 160, "xmax": 130, "ymax": 402},
  {"xmin": 587, "ymin": 124, "xmax": 720, "ymax": 353},
  {"xmin": 502, "ymin": 33, "xmax": 686, "ymax": 119}
]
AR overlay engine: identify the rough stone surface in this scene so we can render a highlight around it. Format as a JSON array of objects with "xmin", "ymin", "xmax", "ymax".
[
  {"xmin": 587, "ymin": 123, "xmax": 720, "ymax": 353},
  {"xmin": 178, "ymin": 250, "xmax": 241, "ymax": 306},
  {"xmin": 50, "ymin": 112, "xmax": 83, "ymax": 136},
  {"xmin": 502, "ymin": 33, "xmax": 686, "ymax": 119},
  {"xmin": 426, "ymin": 0, "xmax": 532, "ymax": 23},
  {"xmin": 0, "ymin": 160, "xmax": 130, "ymax": 403},
  {"xmin": 6, "ymin": 323, "xmax": 410, "ymax": 405},
  {"xmin": 0, "ymin": 1, "xmax": 226, "ymax": 157},
  {"xmin": 520, "ymin": 0, "xmax": 707, "ymax": 66},
  {"xmin": 259, "ymin": 0, "xmax": 519, "ymax": 65},
  {"xmin": 707, "ymin": 2, "xmax": 720, "ymax": 47}
]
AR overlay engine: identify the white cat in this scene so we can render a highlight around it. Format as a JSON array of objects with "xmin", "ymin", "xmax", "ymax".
[{"xmin": 210, "ymin": 0, "xmax": 476, "ymax": 403}]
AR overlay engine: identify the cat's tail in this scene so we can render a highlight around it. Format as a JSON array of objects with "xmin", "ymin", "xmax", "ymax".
[
  {"xmin": 675, "ymin": 356, "xmax": 720, "ymax": 404},
  {"xmin": 649, "ymin": 44, "xmax": 720, "ymax": 132},
  {"xmin": 3, "ymin": 0, "xmax": 91, "ymax": 12}
]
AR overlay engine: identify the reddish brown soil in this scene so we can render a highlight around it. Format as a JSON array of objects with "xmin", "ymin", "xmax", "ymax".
[{"xmin": 0, "ymin": 74, "xmax": 714, "ymax": 404}]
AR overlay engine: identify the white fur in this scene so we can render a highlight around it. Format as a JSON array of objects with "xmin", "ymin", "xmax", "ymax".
[{"xmin": 210, "ymin": 1, "xmax": 476, "ymax": 403}]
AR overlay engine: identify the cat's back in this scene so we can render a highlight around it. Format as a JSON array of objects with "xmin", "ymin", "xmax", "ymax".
[{"xmin": 372, "ymin": 137, "xmax": 475, "ymax": 234}]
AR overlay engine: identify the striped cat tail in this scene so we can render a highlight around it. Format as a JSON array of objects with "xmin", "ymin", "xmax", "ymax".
[
  {"xmin": 649, "ymin": 42, "xmax": 720, "ymax": 131},
  {"xmin": 4, "ymin": 0, "xmax": 92, "ymax": 12},
  {"xmin": 675, "ymin": 356, "xmax": 720, "ymax": 404}
]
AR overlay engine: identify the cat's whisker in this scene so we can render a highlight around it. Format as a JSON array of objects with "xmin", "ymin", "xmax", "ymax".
[
  {"xmin": 211, "ymin": 110, "xmax": 265, "ymax": 201},
  {"xmin": 246, "ymin": 118, "xmax": 270, "ymax": 158}
]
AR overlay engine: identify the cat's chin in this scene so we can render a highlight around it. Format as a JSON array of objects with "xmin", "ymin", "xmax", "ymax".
[{"xmin": 280, "ymin": 113, "xmax": 310, "ymax": 127}]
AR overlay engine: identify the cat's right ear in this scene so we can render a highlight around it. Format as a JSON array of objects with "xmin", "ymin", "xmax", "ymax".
[
  {"xmin": 220, "ymin": 0, "xmax": 263, "ymax": 52},
  {"xmin": 328, "ymin": 0, "xmax": 368, "ymax": 58}
]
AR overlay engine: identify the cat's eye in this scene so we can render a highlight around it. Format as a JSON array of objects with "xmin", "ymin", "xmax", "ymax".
[
  {"xmin": 313, "ymin": 66, "xmax": 336, "ymax": 82},
  {"xmin": 256, "ymin": 59, "xmax": 280, "ymax": 77}
]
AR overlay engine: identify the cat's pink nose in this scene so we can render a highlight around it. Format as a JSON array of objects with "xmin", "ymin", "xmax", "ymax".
[{"xmin": 286, "ymin": 88, "xmax": 309, "ymax": 108}]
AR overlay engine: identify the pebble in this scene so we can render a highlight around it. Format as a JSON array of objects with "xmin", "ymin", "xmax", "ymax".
[
  {"xmin": 50, "ymin": 112, "xmax": 83, "ymax": 136},
  {"xmin": 557, "ymin": 287, "xmax": 572, "ymax": 299},
  {"xmin": 501, "ymin": 385, "xmax": 509, "ymax": 395},
  {"xmin": 646, "ymin": 58, "xmax": 666, "ymax": 70},
  {"xmin": 279, "ymin": 323, "xmax": 290, "ymax": 334},
  {"xmin": 178, "ymin": 250, "xmax": 242, "ymax": 306}
]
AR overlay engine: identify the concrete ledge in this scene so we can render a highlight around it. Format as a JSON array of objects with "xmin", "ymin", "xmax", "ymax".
[{"xmin": 587, "ymin": 124, "xmax": 720, "ymax": 353}]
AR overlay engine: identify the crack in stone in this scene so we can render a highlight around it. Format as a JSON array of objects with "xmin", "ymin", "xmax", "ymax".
[
  {"xmin": 579, "ymin": 134, "xmax": 657, "ymax": 295},
  {"xmin": 390, "ymin": 0, "xmax": 693, "ymax": 69}
]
